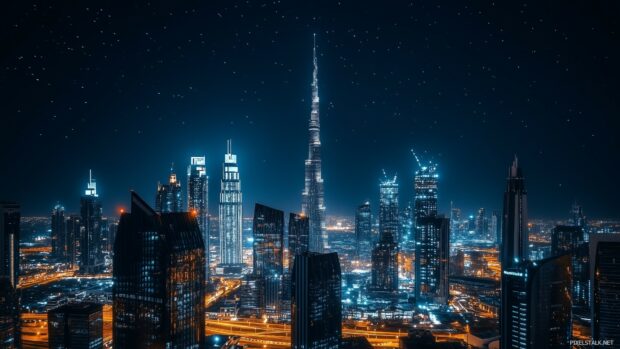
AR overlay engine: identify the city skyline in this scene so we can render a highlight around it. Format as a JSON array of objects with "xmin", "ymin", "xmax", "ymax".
[{"xmin": 3, "ymin": 3, "xmax": 619, "ymax": 218}]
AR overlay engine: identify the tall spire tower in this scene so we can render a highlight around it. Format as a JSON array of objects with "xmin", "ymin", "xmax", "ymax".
[{"xmin": 302, "ymin": 34, "xmax": 327, "ymax": 253}]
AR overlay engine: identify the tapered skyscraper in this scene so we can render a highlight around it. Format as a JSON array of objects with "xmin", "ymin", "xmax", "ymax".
[
  {"xmin": 302, "ymin": 34, "xmax": 327, "ymax": 253},
  {"xmin": 187, "ymin": 156, "xmax": 209, "ymax": 281},
  {"xmin": 219, "ymin": 140, "xmax": 243, "ymax": 267},
  {"xmin": 155, "ymin": 165, "xmax": 182, "ymax": 213},
  {"xmin": 80, "ymin": 170, "xmax": 104, "ymax": 274},
  {"xmin": 501, "ymin": 157, "xmax": 528, "ymax": 269}
]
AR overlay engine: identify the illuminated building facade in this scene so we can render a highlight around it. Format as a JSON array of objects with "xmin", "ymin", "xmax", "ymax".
[
  {"xmin": 414, "ymin": 216, "xmax": 450, "ymax": 304},
  {"xmin": 590, "ymin": 233, "xmax": 620, "ymax": 344},
  {"xmin": 570, "ymin": 202, "xmax": 586, "ymax": 228},
  {"xmin": 500, "ymin": 158, "xmax": 528, "ymax": 349},
  {"xmin": 219, "ymin": 140, "xmax": 243, "ymax": 267},
  {"xmin": 252, "ymin": 203, "xmax": 284, "ymax": 316},
  {"xmin": 187, "ymin": 156, "xmax": 209, "ymax": 280},
  {"xmin": 65, "ymin": 215, "xmax": 81, "ymax": 268},
  {"xmin": 155, "ymin": 165, "xmax": 183, "ymax": 213},
  {"xmin": 400, "ymin": 202, "xmax": 414, "ymax": 246},
  {"xmin": 413, "ymin": 156, "xmax": 438, "ymax": 220},
  {"xmin": 354, "ymin": 202, "xmax": 371, "ymax": 257},
  {"xmin": 371, "ymin": 173, "xmax": 399, "ymax": 292},
  {"xmin": 302, "ymin": 35, "xmax": 327, "ymax": 253},
  {"xmin": 552, "ymin": 225, "xmax": 589, "ymax": 319},
  {"xmin": 288, "ymin": 213, "xmax": 309, "ymax": 272},
  {"xmin": 51, "ymin": 203, "xmax": 67, "ymax": 261},
  {"xmin": 0, "ymin": 202, "xmax": 20, "ymax": 288},
  {"xmin": 501, "ymin": 255, "xmax": 572, "ymax": 349},
  {"xmin": 113, "ymin": 192, "xmax": 205, "ymax": 348},
  {"xmin": 79, "ymin": 170, "xmax": 104, "ymax": 274},
  {"xmin": 0, "ymin": 277, "xmax": 19, "ymax": 349},
  {"xmin": 475, "ymin": 207, "xmax": 487, "ymax": 240},
  {"xmin": 291, "ymin": 252, "xmax": 341, "ymax": 349},
  {"xmin": 48, "ymin": 302, "xmax": 103, "ymax": 349}
]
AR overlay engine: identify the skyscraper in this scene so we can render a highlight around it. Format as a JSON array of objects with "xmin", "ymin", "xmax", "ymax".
[
  {"xmin": 475, "ymin": 207, "xmax": 487, "ymax": 240},
  {"xmin": 288, "ymin": 213, "xmax": 309, "ymax": 272},
  {"xmin": 501, "ymin": 255, "xmax": 572, "ymax": 349},
  {"xmin": 302, "ymin": 34, "xmax": 327, "ymax": 253},
  {"xmin": 354, "ymin": 202, "xmax": 371, "ymax": 258},
  {"xmin": 155, "ymin": 165, "xmax": 183, "ymax": 213},
  {"xmin": 570, "ymin": 202, "xmax": 586, "ymax": 228},
  {"xmin": 0, "ymin": 202, "xmax": 20, "ymax": 288},
  {"xmin": 48, "ymin": 302, "xmax": 103, "ymax": 349},
  {"xmin": 590, "ymin": 233, "xmax": 620, "ymax": 344},
  {"xmin": 500, "ymin": 157, "xmax": 528, "ymax": 269},
  {"xmin": 65, "ymin": 215, "xmax": 81, "ymax": 268},
  {"xmin": 187, "ymin": 156, "xmax": 209, "ymax": 281},
  {"xmin": 0, "ymin": 277, "xmax": 20, "ymax": 349},
  {"xmin": 412, "ymin": 153, "xmax": 438, "ymax": 220},
  {"xmin": 79, "ymin": 170, "xmax": 104, "ymax": 274},
  {"xmin": 252, "ymin": 204, "xmax": 284, "ymax": 317},
  {"xmin": 371, "ymin": 173, "xmax": 399, "ymax": 293},
  {"xmin": 415, "ymin": 216, "xmax": 450, "ymax": 304},
  {"xmin": 51, "ymin": 203, "xmax": 67, "ymax": 261},
  {"xmin": 552, "ymin": 225, "xmax": 588, "ymax": 320},
  {"xmin": 291, "ymin": 252, "xmax": 342, "ymax": 349},
  {"xmin": 219, "ymin": 140, "xmax": 243, "ymax": 268},
  {"xmin": 113, "ymin": 192, "xmax": 205, "ymax": 348}
]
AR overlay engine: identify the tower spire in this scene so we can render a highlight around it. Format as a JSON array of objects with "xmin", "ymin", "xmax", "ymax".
[{"xmin": 312, "ymin": 33, "xmax": 319, "ymax": 105}]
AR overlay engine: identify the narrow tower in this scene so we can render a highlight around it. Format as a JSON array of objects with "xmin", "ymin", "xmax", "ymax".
[
  {"xmin": 219, "ymin": 140, "xmax": 243, "ymax": 269},
  {"xmin": 302, "ymin": 34, "xmax": 327, "ymax": 253}
]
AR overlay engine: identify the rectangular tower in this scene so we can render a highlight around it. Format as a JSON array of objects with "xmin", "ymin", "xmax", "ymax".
[
  {"xmin": 187, "ymin": 156, "xmax": 209, "ymax": 281},
  {"xmin": 0, "ymin": 202, "xmax": 20, "ymax": 288},
  {"xmin": 48, "ymin": 302, "xmax": 103, "ymax": 349}
]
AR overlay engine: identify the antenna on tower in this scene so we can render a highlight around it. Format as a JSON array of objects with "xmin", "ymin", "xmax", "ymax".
[
  {"xmin": 89, "ymin": 169, "xmax": 92, "ymax": 184},
  {"xmin": 410, "ymin": 149, "xmax": 422, "ymax": 168},
  {"xmin": 227, "ymin": 139, "xmax": 232, "ymax": 154}
]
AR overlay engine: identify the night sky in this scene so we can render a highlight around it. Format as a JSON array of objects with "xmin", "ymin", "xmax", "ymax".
[{"xmin": 2, "ymin": 1, "xmax": 619, "ymax": 219}]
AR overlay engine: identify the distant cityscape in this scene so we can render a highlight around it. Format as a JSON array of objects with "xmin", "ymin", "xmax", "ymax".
[{"xmin": 2, "ymin": 39, "xmax": 620, "ymax": 349}]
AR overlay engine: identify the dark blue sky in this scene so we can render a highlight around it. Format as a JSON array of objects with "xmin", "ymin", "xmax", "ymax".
[{"xmin": 2, "ymin": 1, "xmax": 619, "ymax": 218}]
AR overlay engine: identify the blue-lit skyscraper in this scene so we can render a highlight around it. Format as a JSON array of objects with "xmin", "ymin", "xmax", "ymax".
[
  {"xmin": 253, "ymin": 204, "xmax": 284, "ymax": 317},
  {"xmin": 288, "ymin": 213, "xmax": 309, "ymax": 271},
  {"xmin": 155, "ymin": 165, "xmax": 182, "ymax": 213},
  {"xmin": 590, "ymin": 233, "xmax": 620, "ymax": 344},
  {"xmin": 302, "ymin": 35, "xmax": 327, "ymax": 253},
  {"xmin": 355, "ymin": 202, "xmax": 372, "ymax": 258},
  {"xmin": 187, "ymin": 156, "xmax": 209, "ymax": 281},
  {"xmin": 371, "ymin": 173, "xmax": 399, "ymax": 293},
  {"xmin": 79, "ymin": 170, "xmax": 103, "ymax": 274},
  {"xmin": 219, "ymin": 140, "xmax": 243, "ymax": 268},
  {"xmin": 51, "ymin": 203, "xmax": 66, "ymax": 261},
  {"xmin": 415, "ymin": 216, "xmax": 450, "ymax": 304},
  {"xmin": 413, "ymin": 154, "xmax": 438, "ymax": 220}
]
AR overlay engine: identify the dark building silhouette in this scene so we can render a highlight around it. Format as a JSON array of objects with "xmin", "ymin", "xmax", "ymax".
[
  {"xmin": 354, "ymin": 202, "xmax": 371, "ymax": 258},
  {"xmin": 500, "ymin": 158, "xmax": 528, "ymax": 349},
  {"xmin": 400, "ymin": 329, "xmax": 465, "ymax": 349},
  {"xmin": 502, "ymin": 254, "xmax": 572, "ymax": 349},
  {"xmin": 155, "ymin": 166, "xmax": 183, "ymax": 213},
  {"xmin": 0, "ymin": 277, "xmax": 20, "ymax": 349},
  {"xmin": 340, "ymin": 336, "xmax": 373, "ymax": 349},
  {"xmin": 51, "ymin": 204, "xmax": 67, "ymax": 261},
  {"xmin": 48, "ymin": 302, "xmax": 103, "ymax": 349},
  {"xmin": 187, "ymin": 156, "xmax": 209, "ymax": 282},
  {"xmin": 288, "ymin": 213, "xmax": 309, "ymax": 271},
  {"xmin": 113, "ymin": 192, "xmax": 205, "ymax": 348},
  {"xmin": 252, "ymin": 204, "xmax": 284, "ymax": 317},
  {"xmin": 590, "ymin": 233, "xmax": 620, "ymax": 344},
  {"xmin": 65, "ymin": 215, "xmax": 81, "ymax": 268},
  {"xmin": 291, "ymin": 252, "xmax": 341, "ymax": 349},
  {"xmin": 551, "ymin": 225, "xmax": 589, "ymax": 319},
  {"xmin": 415, "ymin": 216, "xmax": 450, "ymax": 304},
  {"xmin": 79, "ymin": 171, "xmax": 104, "ymax": 274},
  {"xmin": 0, "ymin": 202, "xmax": 20, "ymax": 288},
  {"xmin": 371, "ymin": 173, "xmax": 399, "ymax": 293}
]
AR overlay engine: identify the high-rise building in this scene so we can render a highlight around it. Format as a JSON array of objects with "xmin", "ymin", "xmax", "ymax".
[
  {"xmin": 475, "ymin": 207, "xmax": 487, "ymax": 240},
  {"xmin": 415, "ymin": 216, "xmax": 450, "ymax": 304},
  {"xmin": 219, "ymin": 140, "xmax": 243, "ymax": 268},
  {"xmin": 252, "ymin": 204, "xmax": 284, "ymax": 316},
  {"xmin": 570, "ymin": 202, "xmax": 586, "ymax": 228},
  {"xmin": 0, "ymin": 277, "xmax": 20, "ymax": 349},
  {"xmin": 302, "ymin": 35, "xmax": 327, "ymax": 253},
  {"xmin": 400, "ymin": 202, "xmax": 414, "ymax": 245},
  {"xmin": 291, "ymin": 252, "xmax": 341, "ymax": 349},
  {"xmin": 79, "ymin": 170, "xmax": 104, "ymax": 274},
  {"xmin": 51, "ymin": 203, "xmax": 67, "ymax": 261},
  {"xmin": 590, "ymin": 233, "xmax": 620, "ymax": 344},
  {"xmin": 155, "ymin": 165, "xmax": 183, "ymax": 213},
  {"xmin": 371, "ymin": 173, "xmax": 399, "ymax": 293},
  {"xmin": 113, "ymin": 192, "xmax": 205, "ymax": 348},
  {"xmin": 490, "ymin": 210, "xmax": 500, "ymax": 244},
  {"xmin": 48, "ymin": 302, "xmax": 103, "ymax": 349},
  {"xmin": 552, "ymin": 225, "xmax": 589, "ymax": 320},
  {"xmin": 65, "ymin": 215, "xmax": 81, "ymax": 268},
  {"xmin": 0, "ymin": 202, "xmax": 20, "ymax": 288},
  {"xmin": 288, "ymin": 213, "xmax": 309, "ymax": 272},
  {"xmin": 187, "ymin": 156, "xmax": 210, "ymax": 281},
  {"xmin": 354, "ymin": 202, "xmax": 372, "ymax": 257},
  {"xmin": 500, "ymin": 157, "xmax": 528, "ymax": 269},
  {"xmin": 501, "ymin": 255, "xmax": 572, "ymax": 349},
  {"xmin": 413, "ymin": 155, "xmax": 438, "ymax": 220}
]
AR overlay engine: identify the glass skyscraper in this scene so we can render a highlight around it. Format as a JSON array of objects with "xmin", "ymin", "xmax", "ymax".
[
  {"xmin": 252, "ymin": 203, "xmax": 284, "ymax": 317},
  {"xmin": 302, "ymin": 35, "xmax": 327, "ymax": 253},
  {"xmin": 0, "ymin": 277, "xmax": 20, "ymax": 348},
  {"xmin": 354, "ymin": 202, "xmax": 371, "ymax": 258},
  {"xmin": 552, "ymin": 225, "xmax": 588, "ymax": 320},
  {"xmin": 500, "ymin": 157, "xmax": 528, "ymax": 269},
  {"xmin": 291, "ymin": 252, "xmax": 342, "ymax": 349},
  {"xmin": 51, "ymin": 203, "xmax": 67, "ymax": 261},
  {"xmin": 0, "ymin": 202, "xmax": 20, "ymax": 288},
  {"xmin": 415, "ymin": 216, "xmax": 450, "ymax": 304},
  {"xmin": 79, "ymin": 170, "xmax": 104, "ymax": 274},
  {"xmin": 219, "ymin": 140, "xmax": 243, "ymax": 267},
  {"xmin": 113, "ymin": 192, "xmax": 205, "ymax": 348},
  {"xmin": 48, "ymin": 302, "xmax": 103, "ymax": 349},
  {"xmin": 590, "ymin": 233, "xmax": 620, "ymax": 344},
  {"xmin": 187, "ymin": 156, "xmax": 209, "ymax": 281},
  {"xmin": 288, "ymin": 213, "xmax": 309, "ymax": 272},
  {"xmin": 371, "ymin": 173, "xmax": 399, "ymax": 293},
  {"xmin": 413, "ymin": 156, "xmax": 438, "ymax": 220},
  {"xmin": 155, "ymin": 165, "xmax": 183, "ymax": 213}
]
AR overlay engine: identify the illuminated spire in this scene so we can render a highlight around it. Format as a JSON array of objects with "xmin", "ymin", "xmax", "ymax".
[{"xmin": 85, "ymin": 169, "xmax": 98, "ymax": 197}]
